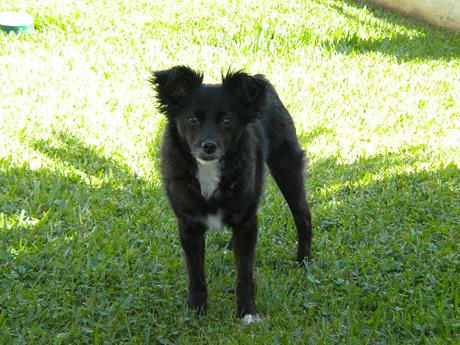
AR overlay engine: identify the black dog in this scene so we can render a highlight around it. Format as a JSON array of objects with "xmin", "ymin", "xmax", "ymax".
[{"xmin": 150, "ymin": 66, "xmax": 312, "ymax": 323}]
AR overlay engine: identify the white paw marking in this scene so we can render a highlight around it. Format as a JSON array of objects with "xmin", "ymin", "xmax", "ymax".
[{"xmin": 241, "ymin": 314, "xmax": 261, "ymax": 324}]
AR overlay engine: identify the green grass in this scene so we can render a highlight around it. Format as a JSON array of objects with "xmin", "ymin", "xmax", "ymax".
[{"xmin": 1, "ymin": 0, "xmax": 459, "ymax": 343}]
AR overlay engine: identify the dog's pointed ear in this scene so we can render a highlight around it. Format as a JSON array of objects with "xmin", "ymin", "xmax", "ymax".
[
  {"xmin": 149, "ymin": 66, "xmax": 203, "ymax": 115},
  {"xmin": 222, "ymin": 70, "xmax": 269, "ymax": 111}
]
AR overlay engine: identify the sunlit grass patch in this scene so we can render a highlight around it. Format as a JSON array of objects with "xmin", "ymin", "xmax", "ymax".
[{"xmin": 1, "ymin": 0, "xmax": 459, "ymax": 343}]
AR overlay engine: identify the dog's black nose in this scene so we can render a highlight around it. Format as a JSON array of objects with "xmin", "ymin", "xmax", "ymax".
[{"xmin": 202, "ymin": 140, "xmax": 217, "ymax": 154}]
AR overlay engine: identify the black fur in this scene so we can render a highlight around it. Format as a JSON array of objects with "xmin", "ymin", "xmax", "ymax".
[{"xmin": 150, "ymin": 66, "xmax": 312, "ymax": 319}]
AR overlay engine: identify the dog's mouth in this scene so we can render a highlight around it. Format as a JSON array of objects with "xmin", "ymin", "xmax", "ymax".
[
  {"xmin": 196, "ymin": 157, "xmax": 219, "ymax": 164},
  {"xmin": 191, "ymin": 148, "xmax": 223, "ymax": 162},
  {"xmin": 194, "ymin": 153, "xmax": 221, "ymax": 162}
]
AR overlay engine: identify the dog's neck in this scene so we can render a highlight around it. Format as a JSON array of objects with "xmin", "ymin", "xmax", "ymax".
[{"xmin": 195, "ymin": 159, "xmax": 221, "ymax": 199}]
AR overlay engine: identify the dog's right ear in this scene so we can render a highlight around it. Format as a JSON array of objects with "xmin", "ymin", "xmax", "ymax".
[{"xmin": 149, "ymin": 66, "xmax": 203, "ymax": 115}]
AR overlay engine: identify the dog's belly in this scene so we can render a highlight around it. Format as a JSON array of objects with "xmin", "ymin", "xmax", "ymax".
[{"xmin": 202, "ymin": 210, "xmax": 225, "ymax": 232}]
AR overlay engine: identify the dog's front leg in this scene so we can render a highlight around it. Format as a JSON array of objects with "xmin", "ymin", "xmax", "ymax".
[
  {"xmin": 232, "ymin": 213, "xmax": 259, "ymax": 321},
  {"xmin": 178, "ymin": 220, "xmax": 207, "ymax": 314}
]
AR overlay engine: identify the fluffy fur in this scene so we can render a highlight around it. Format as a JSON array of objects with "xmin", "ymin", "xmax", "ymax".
[{"xmin": 150, "ymin": 66, "xmax": 312, "ymax": 320}]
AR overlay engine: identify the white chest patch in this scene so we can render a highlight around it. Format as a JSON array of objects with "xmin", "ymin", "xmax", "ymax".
[{"xmin": 196, "ymin": 159, "xmax": 221, "ymax": 199}]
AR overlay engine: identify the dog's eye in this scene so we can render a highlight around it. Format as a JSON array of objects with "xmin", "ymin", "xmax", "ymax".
[
  {"xmin": 188, "ymin": 115, "xmax": 200, "ymax": 126},
  {"xmin": 222, "ymin": 116, "xmax": 232, "ymax": 128}
]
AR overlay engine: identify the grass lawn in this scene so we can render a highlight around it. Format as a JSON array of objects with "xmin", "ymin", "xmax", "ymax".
[{"xmin": 1, "ymin": 0, "xmax": 459, "ymax": 343}]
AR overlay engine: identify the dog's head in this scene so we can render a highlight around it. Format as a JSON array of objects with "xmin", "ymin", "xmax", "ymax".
[{"xmin": 150, "ymin": 66, "xmax": 268, "ymax": 162}]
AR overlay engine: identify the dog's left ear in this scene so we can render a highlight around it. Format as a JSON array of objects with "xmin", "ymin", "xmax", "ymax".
[
  {"xmin": 149, "ymin": 65, "xmax": 203, "ymax": 115},
  {"xmin": 222, "ymin": 70, "xmax": 269, "ymax": 112}
]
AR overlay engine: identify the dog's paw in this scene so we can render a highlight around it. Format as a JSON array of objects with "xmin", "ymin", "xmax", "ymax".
[
  {"xmin": 296, "ymin": 254, "xmax": 312, "ymax": 264},
  {"xmin": 296, "ymin": 247, "xmax": 312, "ymax": 263},
  {"xmin": 188, "ymin": 293, "xmax": 208, "ymax": 316},
  {"xmin": 241, "ymin": 314, "xmax": 261, "ymax": 324}
]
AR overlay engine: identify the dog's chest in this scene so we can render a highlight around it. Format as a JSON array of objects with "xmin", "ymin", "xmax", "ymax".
[
  {"xmin": 195, "ymin": 160, "xmax": 226, "ymax": 232},
  {"xmin": 196, "ymin": 160, "xmax": 221, "ymax": 199}
]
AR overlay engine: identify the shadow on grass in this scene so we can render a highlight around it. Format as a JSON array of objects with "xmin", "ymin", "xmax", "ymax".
[
  {"xmin": 0, "ymin": 131, "xmax": 186, "ymax": 343},
  {"xmin": 308, "ymin": 154, "xmax": 459, "ymax": 233},
  {"xmin": 1, "ymin": 129, "xmax": 458, "ymax": 342},
  {"xmin": 262, "ymin": 140, "xmax": 458, "ymax": 270},
  {"xmin": 3, "ymin": 131, "xmax": 166, "ymax": 226},
  {"xmin": 260, "ymin": 141, "xmax": 458, "ymax": 340},
  {"xmin": 318, "ymin": 0, "xmax": 460, "ymax": 61}
]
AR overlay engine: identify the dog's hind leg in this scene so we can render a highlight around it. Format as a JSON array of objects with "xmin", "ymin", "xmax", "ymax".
[{"xmin": 267, "ymin": 145, "xmax": 312, "ymax": 262}]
